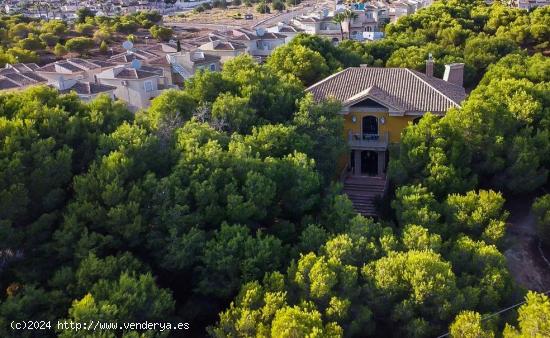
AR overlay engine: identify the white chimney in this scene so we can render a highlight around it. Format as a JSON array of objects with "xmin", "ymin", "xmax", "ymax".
[{"xmin": 443, "ymin": 63, "xmax": 464, "ymax": 87}]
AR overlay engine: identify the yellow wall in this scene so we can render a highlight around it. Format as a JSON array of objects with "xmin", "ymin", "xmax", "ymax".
[{"xmin": 343, "ymin": 112, "xmax": 417, "ymax": 143}]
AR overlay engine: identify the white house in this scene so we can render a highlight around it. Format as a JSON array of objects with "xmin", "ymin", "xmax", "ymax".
[{"xmin": 96, "ymin": 64, "xmax": 173, "ymax": 111}]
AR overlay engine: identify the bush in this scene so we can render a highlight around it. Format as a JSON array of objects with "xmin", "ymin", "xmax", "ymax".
[
  {"xmin": 65, "ymin": 37, "xmax": 95, "ymax": 56},
  {"xmin": 114, "ymin": 21, "xmax": 139, "ymax": 34},
  {"xmin": 149, "ymin": 25, "xmax": 173, "ymax": 42},
  {"xmin": 17, "ymin": 33, "xmax": 44, "ymax": 51},
  {"xmin": 54, "ymin": 43, "xmax": 67, "ymax": 56},
  {"xmin": 76, "ymin": 8, "xmax": 95, "ymax": 24},
  {"xmin": 75, "ymin": 23, "xmax": 95, "ymax": 36},
  {"xmin": 5, "ymin": 47, "xmax": 39, "ymax": 63},
  {"xmin": 39, "ymin": 32, "xmax": 59, "ymax": 47},
  {"xmin": 272, "ymin": 0, "xmax": 285, "ymax": 11},
  {"xmin": 93, "ymin": 29, "xmax": 112, "ymax": 43},
  {"xmin": 256, "ymin": 2, "xmax": 270, "ymax": 13},
  {"xmin": 99, "ymin": 40, "xmax": 109, "ymax": 53}
]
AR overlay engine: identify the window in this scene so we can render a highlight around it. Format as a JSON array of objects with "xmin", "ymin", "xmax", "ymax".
[
  {"xmin": 209, "ymin": 63, "xmax": 216, "ymax": 71},
  {"xmin": 144, "ymin": 80, "xmax": 153, "ymax": 93}
]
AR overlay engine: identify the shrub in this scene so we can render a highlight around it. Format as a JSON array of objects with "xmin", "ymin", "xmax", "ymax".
[
  {"xmin": 256, "ymin": 2, "xmax": 270, "ymax": 13},
  {"xmin": 65, "ymin": 37, "xmax": 95, "ymax": 56},
  {"xmin": 39, "ymin": 32, "xmax": 59, "ymax": 47}
]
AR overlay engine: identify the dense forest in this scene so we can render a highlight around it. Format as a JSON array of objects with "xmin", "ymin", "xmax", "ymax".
[{"xmin": 1, "ymin": 0, "xmax": 549, "ymax": 337}]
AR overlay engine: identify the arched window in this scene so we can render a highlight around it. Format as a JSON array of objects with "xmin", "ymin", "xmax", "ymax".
[{"xmin": 362, "ymin": 116, "xmax": 378, "ymax": 137}]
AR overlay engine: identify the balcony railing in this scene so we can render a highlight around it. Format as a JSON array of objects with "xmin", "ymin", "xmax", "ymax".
[{"xmin": 348, "ymin": 131, "xmax": 389, "ymax": 149}]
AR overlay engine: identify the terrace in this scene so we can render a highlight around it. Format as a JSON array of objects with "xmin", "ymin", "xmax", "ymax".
[{"xmin": 348, "ymin": 131, "xmax": 389, "ymax": 151}]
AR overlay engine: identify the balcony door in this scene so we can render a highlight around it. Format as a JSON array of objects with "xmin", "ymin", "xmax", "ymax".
[{"xmin": 362, "ymin": 116, "xmax": 378, "ymax": 139}]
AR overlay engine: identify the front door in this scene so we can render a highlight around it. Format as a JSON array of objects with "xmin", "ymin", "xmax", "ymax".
[
  {"xmin": 361, "ymin": 151, "xmax": 378, "ymax": 176},
  {"xmin": 362, "ymin": 116, "xmax": 378, "ymax": 139}
]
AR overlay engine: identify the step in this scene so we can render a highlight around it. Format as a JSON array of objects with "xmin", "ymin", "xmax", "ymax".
[
  {"xmin": 342, "ymin": 176, "xmax": 387, "ymax": 218},
  {"xmin": 344, "ymin": 188, "xmax": 384, "ymax": 195},
  {"xmin": 345, "ymin": 181, "xmax": 386, "ymax": 187},
  {"xmin": 344, "ymin": 187, "xmax": 383, "ymax": 194}
]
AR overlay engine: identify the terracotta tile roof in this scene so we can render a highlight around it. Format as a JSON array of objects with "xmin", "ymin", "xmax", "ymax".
[
  {"xmin": 257, "ymin": 32, "xmax": 287, "ymax": 39},
  {"xmin": 109, "ymin": 49, "xmax": 162, "ymax": 64},
  {"xmin": 18, "ymin": 72, "xmax": 47, "ymax": 83},
  {"xmin": 0, "ymin": 68, "xmax": 15, "ymax": 76},
  {"xmin": 37, "ymin": 58, "xmax": 117, "ymax": 73},
  {"xmin": 1, "ymin": 72, "xmax": 47, "ymax": 87},
  {"xmin": 206, "ymin": 40, "xmax": 247, "ymax": 51},
  {"xmin": 58, "ymin": 81, "xmax": 116, "ymax": 95},
  {"xmin": 192, "ymin": 34, "xmax": 223, "ymax": 44},
  {"xmin": 277, "ymin": 26, "xmax": 304, "ymax": 33},
  {"xmin": 1, "ymin": 63, "xmax": 40, "ymax": 74},
  {"xmin": 307, "ymin": 67, "xmax": 466, "ymax": 113},
  {"xmin": 0, "ymin": 78, "xmax": 19, "ymax": 90},
  {"xmin": 190, "ymin": 52, "xmax": 221, "ymax": 64},
  {"xmin": 113, "ymin": 68, "xmax": 158, "ymax": 79},
  {"xmin": 147, "ymin": 56, "xmax": 170, "ymax": 66},
  {"xmin": 138, "ymin": 65, "xmax": 164, "ymax": 75}
]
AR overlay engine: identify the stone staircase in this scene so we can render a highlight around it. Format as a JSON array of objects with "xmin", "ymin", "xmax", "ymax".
[{"xmin": 343, "ymin": 176, "xmax": 387, "ymax": 217}]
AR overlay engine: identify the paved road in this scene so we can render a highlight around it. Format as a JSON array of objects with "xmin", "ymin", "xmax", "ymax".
[
  {"xmin": 252, "ymin": 6, "xmax": 312, "ymax": 28},
  {"xmin": 166, "ymin": 22, "xmax": 242, "ymax": 31},
  {"xmin": 254, "ymin": 0, "xmax": 333, "ymax": 28},
  {"xmin": 165, "ymin": 0, "xmax": 332, "ymax": 31}
]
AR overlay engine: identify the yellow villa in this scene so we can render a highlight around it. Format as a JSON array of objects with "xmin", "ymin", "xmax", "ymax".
[{"xmin": 307, "ymin": 60, "xmax": 466, "ymax": 215}]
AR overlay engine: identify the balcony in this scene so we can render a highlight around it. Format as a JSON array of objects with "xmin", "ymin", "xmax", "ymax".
[{"xmin": 348, "ymin": 132, "xmax": 389, "ymax": 150}]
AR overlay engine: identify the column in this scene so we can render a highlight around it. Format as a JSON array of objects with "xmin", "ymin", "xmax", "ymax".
[
  {"xmin": 354, "ymin": 150, "xmax": 361, "ymax": 176},
  {"xmin": 377, "ymin": 151, "xmax": 386, "ymax": 177}
]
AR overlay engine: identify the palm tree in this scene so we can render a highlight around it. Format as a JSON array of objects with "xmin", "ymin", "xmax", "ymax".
[
  {"xmin": 332, "ymin": 12, "xmax": 345, "ymax": 42},
  {"xmin": 343, "ymin": 9, "xmax": 358, "ymax": 40}
]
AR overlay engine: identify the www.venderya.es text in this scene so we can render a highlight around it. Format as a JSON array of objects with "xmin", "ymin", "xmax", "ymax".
[{"xmin": 11, "ymin": 320, "xmax": 190, "ymax": 332}]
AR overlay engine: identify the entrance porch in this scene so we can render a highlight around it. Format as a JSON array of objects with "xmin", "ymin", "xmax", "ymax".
[{"xmin": 349, "ymin": 149, "xmax": 387, "ymax": 177}]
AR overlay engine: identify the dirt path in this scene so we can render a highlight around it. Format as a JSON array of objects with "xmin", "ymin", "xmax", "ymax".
[{"xmin": 504, "ymin": 195, "xmax": 550, "ymax": 292}]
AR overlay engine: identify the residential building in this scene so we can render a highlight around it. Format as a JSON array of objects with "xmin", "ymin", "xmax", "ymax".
[
  {"xmin": 35, "ymin": 58, "xmax": 118, "ymax": 83},
  {"xmin": 52, "ymin": 78, "xmax": 117, "ymax": 102},
  {"xmin": 266, "ymin": 22, "xmax": 305, "ymax": 43},
  {"xmin": 224, "ymin": 28, "xmax": 287, "ymax": 58},
  {"xmin": 388, "ymin": 0, "xmax": 413, "ymax": 22},
  {"xmin": 194, "ymin": 38, "xmax": 248, "ymax": 63},
  {"xmin": 96, "ymin": 63, "xmax": 173, "ymax": 111},
  {"xmin": 509, "ymin": 0, "xmax": 550, "ymax": 9},
  {"xmin": 307, "ymin": 61, "xmax": 466, "ymax": 215},
  {"xmin": 0, "ymin": 59, "xmax": 172, "ymax": 110},
  {"xmin": 291, "ymin": 5, "xmax": 389, "ymax": 42},
  {"xmin": 110, "ymin": 46, "xmax": 174, "ymax": 85},
  {"xmin": 166, "ymin": 50, "xmax": 221, "ymax": 81},
  {"xmin": 292, "ymin": 9, "xmax": 343, "ymax": 43},
  {"xmin": 0, "ymin": 63, "xmax": 47, "ymax": 91},
  {"xmin": 4, "ymin": 2, "xmax": 20, "ymax": 14}
]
